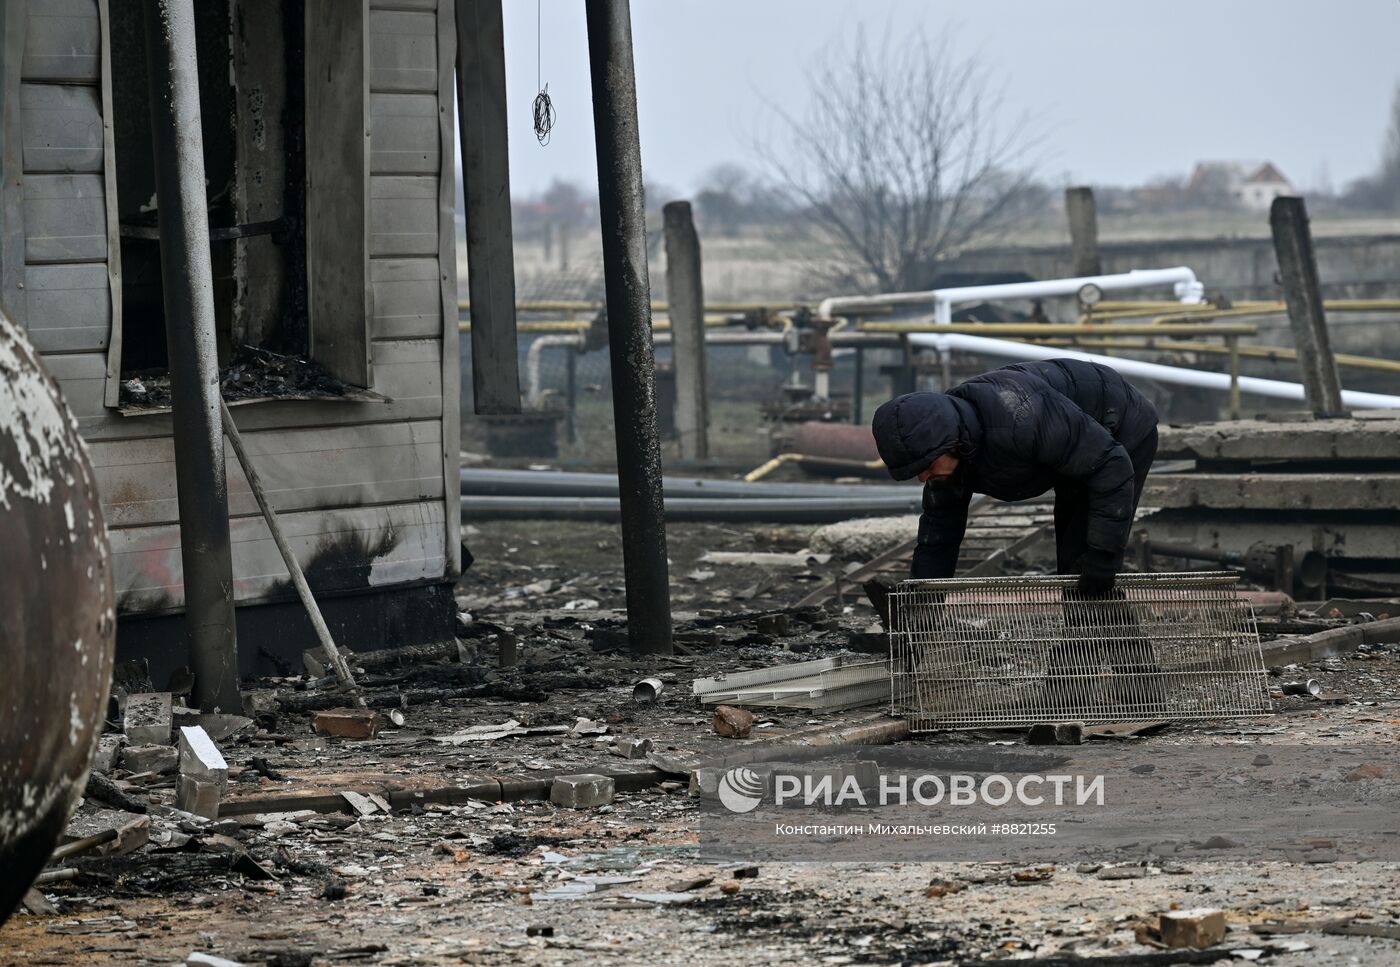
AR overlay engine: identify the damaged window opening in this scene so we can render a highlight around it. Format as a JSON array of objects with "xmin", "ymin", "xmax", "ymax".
[{"xmin": 108, "ymin": 0, "xmax": 377, "ymax": 414}]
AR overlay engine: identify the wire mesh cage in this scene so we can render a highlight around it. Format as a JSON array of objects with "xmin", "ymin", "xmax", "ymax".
[{"xmin": 889, "ymin": 572, "xmax": 1271, "ymax": 730}]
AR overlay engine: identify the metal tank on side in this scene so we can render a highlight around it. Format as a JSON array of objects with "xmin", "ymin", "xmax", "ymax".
[{"xmin": 0, "ymin": 309, "xmax": 115, "ymax": 923}]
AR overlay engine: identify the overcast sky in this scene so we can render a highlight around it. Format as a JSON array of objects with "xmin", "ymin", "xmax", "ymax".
[{"xmin": 496, "ymin": 0, "xmax": 1400, "ymax": 199}]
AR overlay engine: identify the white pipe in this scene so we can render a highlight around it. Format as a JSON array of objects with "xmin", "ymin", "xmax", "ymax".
[
  {"xmin": 817, "ymin": 267, "xmax": 1206, "ymax": 323},
  {"xmin": 526, "ymin": 334, "xmax": 583, "ymax": 402},
  {"xmin": 908, "ymin": 332, "xmax": 1400, "ymax": 410}
]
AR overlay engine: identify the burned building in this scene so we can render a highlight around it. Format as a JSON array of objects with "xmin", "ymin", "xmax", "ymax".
[{"xmin": 1, "ymin": 0, "xmax": 462, "ymax": 675}]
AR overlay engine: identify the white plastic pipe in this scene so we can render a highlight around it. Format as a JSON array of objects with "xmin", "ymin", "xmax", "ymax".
[
  {"xmin": 526, "ymin": 334, "xmax": 583, "ymax": 402},
  {"xmin": 817, "ymin": 267, "xmax": 1205, "ymax": 324},
  {"xmin": 907, "ymin": 331, "xmax": 1400, "ymax": 410}
]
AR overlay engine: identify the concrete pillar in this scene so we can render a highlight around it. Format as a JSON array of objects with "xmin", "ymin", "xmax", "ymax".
[
  {"xmin": 1270, "ymin": 196, "xmax": 1344, "ymax": 416},
  {"xmin": 1065, "ymin": 186, "xmax": 1101, "ymax": 278},
  {"xmin": 662, "ymin": 201, "xmax": 708, "ymax": 461}
]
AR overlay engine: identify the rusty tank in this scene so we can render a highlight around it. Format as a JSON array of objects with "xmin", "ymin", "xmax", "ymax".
[
  {"xmin": 0, "ymin": 309, "xmax": 115, "ymax": 923},
  {"xmin": 787, "ymin": 420, "xmax": 884, "ymax": 478}
]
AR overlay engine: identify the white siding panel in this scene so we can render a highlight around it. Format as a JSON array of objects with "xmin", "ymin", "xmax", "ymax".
[
  {"xmin": 24, "ymin": 262, "xmax": 109, "ymax": 352},
  {"xmin": 370, "ymin": 257, "xmax": 441, "ymax": 338},
  {"xmin": 93, "ymin": 420, "xmax": 445, "ymax": 528},
  {"xmin": 111, "ymin": 500, "xmax": 448, "ymax": 611},
  {"xmin": 368, "ymin": 9, "xmax": 436, "ymax": 93},
  {"xmin": 21, "ymin": 83, "xmax": 104, "ymax": 172},
  {"xmin": 22, "ymin": 0, "xmax": 100, "ymax": 83},
  {"xmin": 54, "ymin": 338, "xmax": 444, "ymax": 441},
  {"xmin": 23, "ymin": 173, "xmax": 107, "ymax": 263},
  {"xmin": 369, "ymin": 92, "xmax": 438, "ymax": 174},
  {"xmin": 370, "ymin": 175, "xmax": 437, "ymax": 256}
]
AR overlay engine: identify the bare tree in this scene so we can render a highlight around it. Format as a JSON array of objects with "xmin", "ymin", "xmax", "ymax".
[
  {"xmin": 1344, "ymin": 81, "xmax": 1400, "ymax": 212},
  {"xmin": 761, "ymin": 26, "xmax": 1039, "ymax": 293}
]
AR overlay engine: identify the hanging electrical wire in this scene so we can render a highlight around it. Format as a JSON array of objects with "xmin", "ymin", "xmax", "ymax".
[{"xmin": 532, "ymin": 0, "xmax": 555, "ymax": 145}]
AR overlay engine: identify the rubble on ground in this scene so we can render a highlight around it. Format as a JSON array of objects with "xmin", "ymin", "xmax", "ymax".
[
  {"xmin": 808, "ymin": 514, "xmax": 919, "ymax": 560},
  {"xmin": 8, "ymin": 519, "xmax": 1400, "ymax": 965}
]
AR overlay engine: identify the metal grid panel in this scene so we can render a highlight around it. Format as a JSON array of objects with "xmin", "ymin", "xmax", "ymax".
[{"xmin": 889, "ymin": 572, "xmax": 1271, "ymax": 730}]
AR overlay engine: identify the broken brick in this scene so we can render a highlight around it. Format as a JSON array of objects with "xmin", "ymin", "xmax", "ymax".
[
  {"xmin": 177, "ymin": 776, "xmax": 222, "ymax": 820},
  {"xmin": 1159, "ymin": 908, "xmax": 1227, "ymax": 949},
  {"xmin": 121, "ymin": 744, "xmax": 178, "ymax": 775},
  {"xmin": 91, "ymin": 734, "xmax": 124, "ymax": 774},
  {"xmin": 711, "ymin": 705, "xmax": 754, "ymax": 739},
  {"xmin": 1345, "ymin": 763, "xmax": 1385, "ymax": 781},
  {"xmin": 312, "ymin": 707, "xmax": 385, "ymax": 740}
]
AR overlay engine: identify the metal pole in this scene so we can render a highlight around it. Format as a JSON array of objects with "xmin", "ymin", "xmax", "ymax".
[
  {"xmin": 145, "ymin": 0, "xmax": 241, "ymax": 712},
  {"xmin": 585, "ymin": 0, "xmax": 672, "ymax": 655},
  {"xmin": 1269, "ymin": 196, "xmax": 1345, "ymax": 416}
]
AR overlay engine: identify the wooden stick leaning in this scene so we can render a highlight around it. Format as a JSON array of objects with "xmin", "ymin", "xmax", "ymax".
[{"xmin": 219, "ymin": 399, "xmax": 366, "ymax": 706}]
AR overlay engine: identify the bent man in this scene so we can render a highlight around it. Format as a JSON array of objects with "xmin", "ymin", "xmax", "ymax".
[{"xmin": 872, "ymin": 358, "xmax": 1158, "ymax": 594}]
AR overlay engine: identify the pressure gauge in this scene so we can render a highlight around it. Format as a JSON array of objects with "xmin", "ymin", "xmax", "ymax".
[{"xmin": 1077, "ymin": 282, "xmax": 1103, "ymax": 307}]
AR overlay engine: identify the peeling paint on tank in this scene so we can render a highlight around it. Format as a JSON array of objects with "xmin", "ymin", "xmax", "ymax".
[
  {"xmin": 0, "ymin": 314, "xmax": 82, "ymax": 510},
  {"xmin": 1, "ymin": 309, "xmax": 115, "ymax": 922}
]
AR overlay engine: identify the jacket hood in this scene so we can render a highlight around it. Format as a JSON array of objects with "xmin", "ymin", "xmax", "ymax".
[{"xmin": 871, "ymin": 392, "xmax": 969, "ymax": 481}]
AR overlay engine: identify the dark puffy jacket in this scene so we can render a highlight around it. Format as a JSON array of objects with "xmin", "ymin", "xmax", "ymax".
[{"xmin": 871, "ymin": 359, "xmax": 1158, "ymax": 579}]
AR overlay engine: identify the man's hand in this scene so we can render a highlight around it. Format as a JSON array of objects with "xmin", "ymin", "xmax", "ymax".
[{"xmin": 1075, "ymin": 549, "xmax": 1118, "ymax": 596}]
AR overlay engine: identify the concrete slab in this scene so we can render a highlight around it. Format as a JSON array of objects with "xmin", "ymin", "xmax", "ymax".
[
  {"xmin": 1158, "ymin": 419, "xmax": 1400, "ymax": 461},
  {"xmin": 1144, "ymin": 473, "xmax": 1400, "ymax": 511},
  {"xmin": 1136, "ymin": 510, "xmax": 1400, "ymax": 560}
]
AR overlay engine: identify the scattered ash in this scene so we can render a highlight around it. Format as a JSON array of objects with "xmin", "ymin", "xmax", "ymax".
[
  {"xmin": 691, "ymin": 890, "xmax": 971, "ymax": 965},
  {"xmin": 120, "ymin": 345, "xmax": 355, "ymax": 409},
  {"xmin": 477, "ymin": 832, "xmax": 575, "ymax": 858}
]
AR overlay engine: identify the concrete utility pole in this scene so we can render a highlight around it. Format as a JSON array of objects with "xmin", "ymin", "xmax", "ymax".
[
  {"xmin": 144, "ymin": 0, "xmax": 241, "ymax": 711},
  {"xmin": 456, "ymin": 0, "xmax": 521, "ymax": 414},
  {"xmin": 585, "ymin": 0, "xmax": 673, "ymax": 656},
  {"xmin": 1065, "ymin": 186, "xmax": 1102, "ymax": 278},
  {"xmin": 663, "ymin": 201, "xmax": 709, "ymax": 462},
  {"xmin": 1270, "ymin": 196, "xmax": 1345, "ymax": 416}
]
